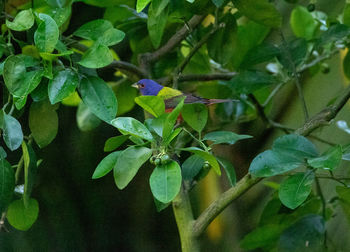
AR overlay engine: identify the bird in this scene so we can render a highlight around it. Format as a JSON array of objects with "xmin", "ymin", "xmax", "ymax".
[{"xmin": 132, "ymin": 79, "xmax": 235, "ymax": 111}]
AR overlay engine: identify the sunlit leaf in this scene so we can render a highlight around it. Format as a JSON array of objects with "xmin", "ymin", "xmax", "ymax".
[
  {"xmin": 6, "ymin": 9, "xmax": 34, "ymax": 31},
  {"xmin": 6, "ymin": 198, "xmax": 39, "ymax": 231},
  {"xmin": 34, "ymin": 13, "xmax": 59, "ymax": 53},
  {"xmin": 111, "ymin": 117, "xmax": 153, "ymax": 141}
]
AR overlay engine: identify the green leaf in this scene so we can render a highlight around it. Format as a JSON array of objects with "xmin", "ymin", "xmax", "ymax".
[
  {"xmin": 229, "ymin": 21, "xmax": 270, "ymax": 69},
  {"xmin": 22, "ymin": 142, "xmax": 37, "ymax": 205},
  {"xmin": 181, "ymin": 147, "xmax": 221, "ymax": 175},
  {"xmin": 79, "ymin": 43, "xmax": 113, "ymax": 68},
  {"xmin": 203, "ymin": 131, "xmax": 252, "ymax": 145},
  {"xmin": 163, "ymin": 97, "xmax": 184, "ymax": 140},
  {"xmin": 249, "ymin": 150, "xmax": 302, "ymax": 177},
  {"xmin": 6, "ymin": 9, "xmax": 34, "ymax": 31},
  {"xmin": 182, "ymin": 154, "xmax": 205, "ymax": 181},
  {"xmin": 207, "ymin": 14, "xmax": 237, "ymax": 65},
  {"xmin": 147, "ymin": 2, "xmax": 169, "ymax": 48},
  {"xmin": 29, "ymin": 100, "xmax": 58, "ymax": 148},
  {"xmin": 73, "ymin": 19, "xmax": 125, "ymax": 46},
  {"xmin": 149, "ymin": 161, "xmax": 182, "ymax": 203},
  {"xmin": 0, "ymin": 158, "xmax": 15, "ymax": 213},
  {"xmin": 278, "ymin": 215, "xmax": 325, "ymax": 252},
  {"xmin": 343, "ymin": 49, "xmax": 350, "ymax": 79},
  {"xmin": 111, "ymin": 117, "xmax": 153, "ymax": 141},
  {"xmin": 76, "ymin": 102, "xmax": 101, "ymax": 131},
  {"xmin": 114, "ymin": 146, "xmax": 152, "ymax": 189},
  {"xmin": 241, "ymin": 42, "xmax": 280, "ymax": 68},
  {"xmin": 135, "ymin": 96, "xmax": 165, "ymax": 117},
  {"xmin": 145, "ymin": 114, "xmax": 167, "ymax": 137},
  {"xmin": 0, "ymin": 147, "xmax": 7, "ymax": 159},
  {"xmin": 40, "ymin": 4, "xmax": 72, "ymax": 27},
  {"xmin": 48, "ymin": 69, "xmax": 79, "ymax": 104},
  {"xmin": 307, "ymin": 145, "xmax": 342, "ymax": 170},
  {"xmin": 240, "ymin": 224, "xmax": 283, "ymax": 250},
  {"xmin": 217, "ymin": 157, "xmax": 236, "ymax": 186},
  {"xmin": 344, "ymin": 4, "xmax": 350, "ymax": 27},
  {"xmin": 316, "ymin": 24, "xmax": 350, "ymax": 48},
  {"xmin": 34, "ymin": 13, "xmax": 59, "ymax": 53},
  {"xmin": 3, "ymin": 55, "xmax": 44, "ymax": 97},
  {"xmin": 6, "ymin": 198, "xmax": 39, "ymax": 231},
  {"xmin": 279, "ymin": 172, "xmax": 314, "ymax": 209},
  {"xmin": 290, "ymin": 6, "xmax": 318, "ymax": 40},
  {"xmin": 104, "ymin": 135, "xmax": 129, "ymax": 152},
  {"xmin": 79, "ymin": 76, "xmax": 118, "ymax": 123},
  {"xmin": 229, "ymin": 70, "xmax": 278, "ymax": 94},
  {"xmin": 336, "ymin": 186, "xmax": 350, "ymax": 224},
  {"xmin": 0, "ymin": 110, "xmax": 23, "ymax": 151},
  {"xmin": 115, "ymin": 81, "xmax": 137, "ymax": 116},
  {"xmin": 182, "ymin": 103, "xmax": 208, "ymax": 133},
  {"xmin": 153, "ymin": 197, "xmax": 170, "ymax": 212},
  {"xmin": 152, "ymin": 0, "xmax": 170, "ymax": 16},
  {"xmin": 278, "ymin": 38, "xmax": 308, "ymax": 71},
  {"xmin": 233, "ymin": 0, "xmax": 282, "ymax": 28},
  {"xmin": 92, "ymin": 151, "xmax": 121, "ymax": 179},
  {"xmin": 272, "ymin": 134, "xmax": 318, "ymax": 160},
  {"xmin": 136, "ymin": 0, "xmax": 151, "ymax": 12},
  {"xmin": 45, "ymin": 0, "xmax": 72, "ymax": 8}
]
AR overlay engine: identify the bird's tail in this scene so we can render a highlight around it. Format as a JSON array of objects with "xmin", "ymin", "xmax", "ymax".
[{"xmin": 208, "ymin": 99, "xmax": 238, "ymax": 105}]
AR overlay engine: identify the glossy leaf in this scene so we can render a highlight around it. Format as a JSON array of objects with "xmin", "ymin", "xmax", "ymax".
[
  {"xmin": 0, "ymin": 158, "xmax": 15, "ymax": 213},
  {"xmin": 162, "ymin": 98, "xmax": 184, "ymax": 140},
  {"xmin": 273, "ymin": 134, "xmax": 318, "ymax": 160},
  {"xmin": 48, "ymin": 69, "xmax": 79, "ymax": 104},
  {"xmin": 136, "ymin": 0, "xmax": 151, "ymax": 12},
  {"xmin": 3, "ymin": 55, "xmax": 43, "ymax": 97},
  {"xmin": 6, "ymin": 9, "xmax": 34, "ymax": 31},
  {"xmin": 45, "ymin": 0, "xmax": 72, "ymax": 8},
  {"xmin": 203, "ymin": 131, "xmax": 252, "ymax": 145},
  {"xmin": 34, "ymin": 13, "xmax": 59, "ymax": 53},
  {"xmin": 307, "ymin": 145, "xmax": 342, "ymax": 170},
  {"xmin": 233, "ymin": 0, "xmax": 282, "ymax": 28},
  {"xmin": 279, "ymin": 172, "xmax": 314, "ymax": 209},
  {"xmin": 147, "ymin": 2, "xmax": 169, "ymax": 48},
  {"xmin": 29, "ymin": 100, "xmax": 58, "ymax": 148},
  {"xmin": 76, "ymin": 102, "xmax": 101, "ymax": 131},
  {"xmin": 104, "ymin": 135, "xmax": 129, "ymax": 152},
  {"xmin": 152, "ymin": 0, "xmax": 170, "ymax": 16},
  {"xmin": 114, "ymin": 146, "xmax": 152, "ymax": 189},
  {"xmin": 229, "ymin": 70, "xmax": 278, "ymax": 94},
  {"xmin": 22, "ymin": 142, "xmax": 38, "ymax": 205},
  {"xmin": 135, "ymin": 96, "xmax": 165, "ymax": 117},
  {"xmin": 182, "ymin": 155, "xmax": 205, "ymax": 181},
  {"xmin": 92, "ymin": 151, "xmax": 121, "ymax": 179},
  {"xmin": 218, "ymin": 157, "xmax": 236, "ymax": 186},
  {"xmin": 278, "ymin": 215, "xmax": 325, "ymax": 252},
  {"xmin": 182, "ymin": 103, "xmax": 208, "ymax": 133},
  {"xmin": 290, "ymin": 6, "xmax": 318, "ymax": 40},
  {"xmin": 240, "ymin": 224, "xmax": 283, "ymax": 250},
  {"xmin": 111, "ymin": 117, "xmax": 153, "ymax": 141},
  {"xmin": 6, "ymin": 198, "xmax": 39, "ymax": 231},
  {"xmin": 249, "ymin": 150, "xmax": 303, "ymax": 177},
  {"xmin": 79, "ymin": 43, "xmax": 113, "ymax": 68},
  {"xmin": 79, "ymin": 76, "xmax": 118, "ymax": 123},
  {"xmin": 181, "ymin": 147, "xmax": 221, "ymax": 175},
  {"xmin": 0, "ymin": 110, "xmax": 23, "ymax": 151},
  {"xmin": 73, "ymin": 19, "xmax": 125, "ymax": 46},
  {"xmin": 149, "ymin": 161, "xmax": 182, "ymax": 203},
  {"xmin": 316, "ymin": 24, "xmax": 350, "ymax": 48}
]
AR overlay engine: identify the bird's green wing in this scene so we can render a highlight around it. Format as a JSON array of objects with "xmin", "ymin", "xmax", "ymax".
[{"xmin": 157, "ymin": 87, "xmax": 183, "ymax": 100}]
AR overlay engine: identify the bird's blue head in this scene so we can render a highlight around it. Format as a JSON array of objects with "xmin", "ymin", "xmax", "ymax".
[{"xmin": 133, "ymin": 79, "xmax": 164, "ymax": 96}]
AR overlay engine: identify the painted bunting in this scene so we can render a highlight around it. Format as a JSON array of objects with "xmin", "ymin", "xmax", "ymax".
[{"xmin": 132, "ymin": 79, "xmax": 235, "ymax": 111}]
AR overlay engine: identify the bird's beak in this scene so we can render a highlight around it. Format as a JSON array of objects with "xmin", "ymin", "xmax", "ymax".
[{"xmin": 131, "ymin": 83, "xmax": 139, "ymax": 89}]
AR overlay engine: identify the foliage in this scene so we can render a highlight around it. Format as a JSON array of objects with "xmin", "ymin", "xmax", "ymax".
[{"xmin": 1, "ymin": 0, "xmax": 350, "ymax": 251}]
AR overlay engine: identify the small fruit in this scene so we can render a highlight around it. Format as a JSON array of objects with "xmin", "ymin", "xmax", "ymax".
[
  {"xmin": 154, "ymin": 158, "xmax": 161, "ymax": 166},
  {"xmin": 161, "ymin": 154, "xmax": 170, "ymax": 164},
  {"xmin": 150, "ymin": 156, "xmax": 156, "ymax": 164},
  {"xmin": 307, "ymin": 3, "xmax": 315, "ymax": 12},
  {"xmin": 203, "ymin": 161, "xmax": 211, "ymax": 170},
  {"xmin": 321, "ymin": 63, "xmax": 330, "ymax": 74}
]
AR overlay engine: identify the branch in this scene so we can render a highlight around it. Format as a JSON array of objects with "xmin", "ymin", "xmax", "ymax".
[
  {"xmin": 157, "ymin": 72, "xmax": 237, "ymax": 85},
  {"xmin": 139, "ymin": 15, "xmax": 206, "ymax": 68},
  {"xmin": 192, "ymin": 85, "xmax": 350, "ymax": 237}
]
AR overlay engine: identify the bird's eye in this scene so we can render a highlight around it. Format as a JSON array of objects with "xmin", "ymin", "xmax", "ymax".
[{"xmin": 139, "ymin": 84, "xmax": 145, "ymax": 88}]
